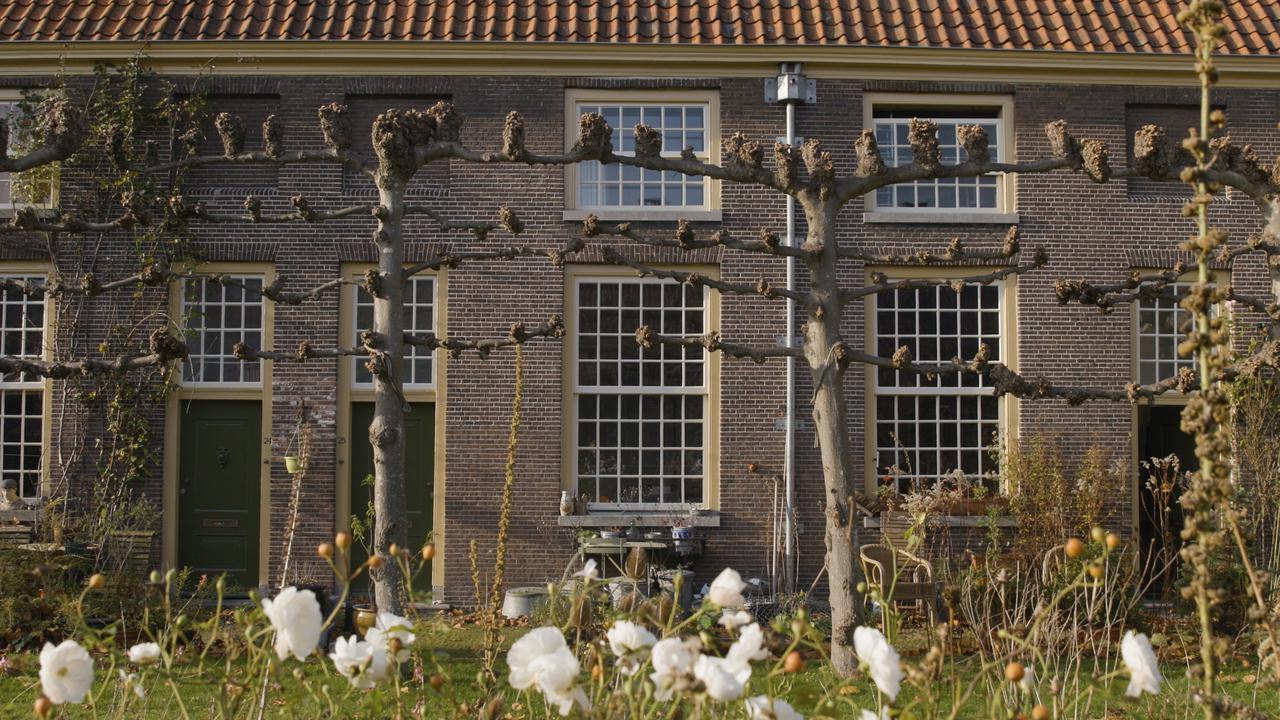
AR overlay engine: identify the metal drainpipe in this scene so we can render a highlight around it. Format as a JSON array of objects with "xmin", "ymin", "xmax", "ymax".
[
  {"xmin": 767, "ymin": 63, "xmax": 813, "ymax": 594},
  {"xmin": 783, "ymin": 98, "xmax": 797, "ymax": 595}
]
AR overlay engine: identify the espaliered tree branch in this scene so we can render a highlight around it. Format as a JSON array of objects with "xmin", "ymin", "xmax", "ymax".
[
  {"xmin": 233, "ymin": 317, "xmax": 564, "ymax": 363},
  {"xmin": 400, "ymin": 239, "xmax": 586, "ymax": 280},
  {"xmin": 0, "ymin": 328, "xmax": 186, "ymax": 378},
  {"xmin": 583, "ymin": 214, "xmax": 813, "ymax": 259},
  {"xmin": 599, "ymin": 246, "xmax": 806, "ymax": 303},
  {"xmin": 841, "ymin": 249, "xmax": 1047, "ymax": 303},
  {"xmin": 837, "ymin": 226, "xmax": 1022, "ymax": 264},
  {"xmin": 636, "ymin": 326, "xmax": 803, "ymax": 364}
]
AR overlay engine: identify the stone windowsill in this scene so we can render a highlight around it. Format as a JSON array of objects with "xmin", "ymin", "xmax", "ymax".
[
  {"xmin": 862, "ymin": 210, "xmax": 1020, "ymax": 225},
  {"xmin": 864, "ymin": 515, "xmax": 1016, "ymax": 529},
  {"xmin": 562, "ymin": 209, "xmax": 723, "ymax": 223},
  {"xmin": 557, "ymin": 511, "xmax": 720, "ymax": 528}
]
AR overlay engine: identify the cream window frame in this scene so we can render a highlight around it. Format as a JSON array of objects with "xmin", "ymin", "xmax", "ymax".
[
  {"xmin": 336, "ymin": 265, "xmax": 447, "ymax": 594},
  {"xmin": 563, "ymin": 89, "xmax": 721, "ymax": 222},
  {"xmin": 0, "ymin": 261, "xmax": 52, "ymax": 501},
  {"xmin": 863, "ymin": 267, "xmax": 1019, "ymax": 497},
  {"xmin": 862, "ymin": 93, "xmax": 1017, "ymax": 223},
  {"xmin": 563, "ymin": 264, "xmax": 720, "ymax": 512},
  {"xmin": 0, "ymin": 89, "xmax": 59, "ymax": 213},
  {"xmin": 350, "ymin": 274, "xmax": 438, "ymax": 390},
  {"xmin": 177, "ymin": 274, "xmax": 269, "ymax": 389},
  {"xmin": 162, "ymin": 262, "xmax": 275, "ymax": 587},
  {"xmin": 1130, "ymin": 269, "xmax": 1229, "ymax": 407}
]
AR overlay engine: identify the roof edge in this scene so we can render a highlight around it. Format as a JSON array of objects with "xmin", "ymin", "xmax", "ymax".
[{"xmin": 0, "ymin": 41, "xmax": 1275, "ymax": 87}]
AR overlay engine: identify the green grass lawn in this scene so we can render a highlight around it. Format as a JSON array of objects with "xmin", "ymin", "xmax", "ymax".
[{"xmin": 1, "ymin": 620, "xmax": 1276, "ymax": 719}]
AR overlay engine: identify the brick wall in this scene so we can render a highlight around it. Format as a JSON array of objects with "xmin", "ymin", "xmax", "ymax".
[{"xmin": 8, "ymin": 71, "xmax": 1277, "ymax": 606}]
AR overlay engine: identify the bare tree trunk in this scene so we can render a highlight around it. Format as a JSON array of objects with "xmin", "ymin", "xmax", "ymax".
[
  {"xmin": 802, "ymin": 197, "xmax": 865, "ymax": 676},
  {"xmin": 370, "ymin": 181, "xmax": 409, "ymax": 614}
]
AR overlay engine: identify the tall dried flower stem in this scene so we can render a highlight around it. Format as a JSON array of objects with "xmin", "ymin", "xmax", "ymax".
[{"xmin": 481, "ymin": 343, "xmax": 524, "ymax": 683}]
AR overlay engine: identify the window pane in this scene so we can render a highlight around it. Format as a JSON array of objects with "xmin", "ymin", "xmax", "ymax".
[
  {"xmin": 873, "ymin": 110, "xmax": 1003, "ymax": 211},
  {"xmin": 574, "ymin": 277, "xmax": 708, "ymax": 506},
  {"xmin": 575, "ymin": 102, "xmax": 709, "ymax": 208}
]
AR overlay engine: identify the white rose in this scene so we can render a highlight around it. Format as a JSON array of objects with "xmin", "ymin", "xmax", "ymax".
[
  {"xmin": 650, "ymin": 636, "xmax": 701, "ymax": 700},
  {"xmin": 261, "ymin": 587, "xmax": 323, "ymax": 661},
  {"xmin": 708, "ymin": 568, "xmax": 747, "ymax": 608},
  {"xmin": 726, "ymin": 623, "xmax": 770, "ymax": 666},
  {"xmin": 366, "ymin": 612, "xmax": 416, "ymax": 663},
  {"xmin": 573, "ymin": 559, "xmax": 599, "ymax": 580},
  {"xmin": 127, "ymin": 642, "xmax": 161, "ymax": 665},
  {"xmin": 853, "ymin": 626, "xmax": 902, "ymax": 701},
  {"xmin": 693, "ymin": 654, "xmax": 749, "ymax": 702},
  {"xmin": 329, "ymin": 634, "xmax": 390, "ymax": 689},
  {"xmin": 1019, "ymin": 665, "xmax": 1037, "ymax": 693},
  {"xmin": 746, "ymin": 695, "xmax": 804, "ymax": 720},
  {"xmin": 606, "ymin": 620, "xmax": 657, "ymax": 674},
  {"xmin": 119, "ymin": 669, "xmax": 145, "ymax": 699},
  {"xmin": 39, "ymin": 640, "xmax": 94, "ymax": 705},
  {"xmin": 861, "ymin": 708, "xmax": 890, "ymax": 720},
  {"xmin": 718, "ymin": 609, "xmax": 754, "ymax": 630},
  {"xmin": 506, "ymin": 626, "xmax": 591, "ymax": 716},
  {"xmin": 1121, "ymin": 631, "xmax": 1162, "ymax": 697}
]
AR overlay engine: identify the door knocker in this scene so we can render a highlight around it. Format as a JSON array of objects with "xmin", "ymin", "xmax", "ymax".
[{"xmin": 216, "ymin": 446, "xmax": 231, "ymax": 469}]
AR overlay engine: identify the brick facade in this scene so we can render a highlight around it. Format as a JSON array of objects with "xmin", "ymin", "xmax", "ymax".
[{"xmin": 8, "ymin": 70, "xmax": 1277, "ymax": 605}]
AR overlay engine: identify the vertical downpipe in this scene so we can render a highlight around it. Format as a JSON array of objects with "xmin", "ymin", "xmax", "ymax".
[{"xmin": 783, "ymin": 100, "xmax": 797, "ymax": 594}]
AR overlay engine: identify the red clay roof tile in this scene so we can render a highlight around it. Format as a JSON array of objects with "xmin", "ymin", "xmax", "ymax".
[{"xmin": 0, "ymin": 0, "xmax": 1276, "ymax": 55}]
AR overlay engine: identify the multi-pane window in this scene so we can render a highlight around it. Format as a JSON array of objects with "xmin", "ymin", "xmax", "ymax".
[
  {"xmin": 575, "ymin": 102, "xmax": 708, "ymax": 209},
  {"xmin": 873, "ymin": 108, "xmax": 1002, "ymax": 211},
  {"xmin": 353, "ymin": 276, "xmax": 435, "ymax": 388},
  {"xmin": 0, "ymin": 275, "xmax": 44, "ymax": 499},
  {"xmin": 1, "ymin": 98, "xmax": 55, "ymax": 210},
  {"xmin": 182, "ymin": 276, "xmax": 264, "ymax": 385},
  {"xmin": 1137, "ymin": 283, "xmax": 1195, "ymax": 385},
  {"xmin": 874, "ymin": 283, "xmax": 1003, "ymax": 493},
  {"xmin": 574, "ymin": 278, "xmax": 707, "ymax": 507}
]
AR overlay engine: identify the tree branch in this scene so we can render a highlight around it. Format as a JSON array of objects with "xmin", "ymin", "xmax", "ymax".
[
  {"xmin": 599, "ymin": 246, "xmax": 807, "ymax": 303},
  {"xmin": 0, "ymin": 263, "xmax": 352, "ymax": 305},
  {"xmin": 0, "ymin": 329, "xmax": 185, "ymax": 379},
  {"xmin": 841, "ymin": 251, "xmax": 1046, "ymax": 304},
  {"xmin": 583, "ymin": 215, "xmax": 812, "ymax": 259},
  {"xmin": 838, "ymin": 227, "xmax": 1022, "ymax": 265},
  {"xmin": 635, "ymin": 326, "xmax": 802, "ymax": 364},
  {"xmin": 401, "ymin": 240, "xmax": 585, "ymax": 280}
]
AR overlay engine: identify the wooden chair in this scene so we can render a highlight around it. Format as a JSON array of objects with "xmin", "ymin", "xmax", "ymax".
[{"xmin": 859, "ymin": 544, "xmax": 943, "ymax": 624}]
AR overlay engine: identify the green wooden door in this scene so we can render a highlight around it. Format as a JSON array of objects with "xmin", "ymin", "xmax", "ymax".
[
  {"xmin": 178, "ymin": 400, "xmax": 262, "ymax": 591},
  {"xmin": 349, "ymin": 402, "xmax": 434, "ymax": 588}
]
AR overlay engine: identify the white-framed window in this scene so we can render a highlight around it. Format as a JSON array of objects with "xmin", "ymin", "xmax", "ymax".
[
  {"xmin": 873, "ymin": 282, "xmax": 1004, "ymax": 493},
  {"xmin": 0, "ymin": 274, "xmax": 45, "ymax": 499},
  {"xmin": 565, "ymin": 90, "xmax": 719, "ymax": 217},
  {"xmin": 1137, "ymin": 283, "xmax": 1195, "ymax": 385},
  {"xmin": 1, "ymin": 93, "xmax": 57, "ymax": 211},
  {"xmin": 572, "ymin": 277, "xmax": 708, "ymax": 508},
  {"xmin": 864, "ymin": 94, "xmax": 1013, "ymax": 215},
  {"xmin": 181, "ymin": 276, "xmax": 264, "ymax": 386},
  {"xmin": 352, "ymin": 275, "xmax": 436, "ymax": 388}
]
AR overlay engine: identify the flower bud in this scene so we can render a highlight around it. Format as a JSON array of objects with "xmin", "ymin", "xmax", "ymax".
[
  {"xmin": 1031, "ymin": 705, "xmax": 1050, "ymax": 720},
  {"xmin": 335, "ymin": 532, "xmax": 352, "ymax": 551},
  {"xmin": 422, "ymin": 544, "xmax": 436, "ymax": 561},
  {"xmin": 1090, "ymin": 526, "xmax": 1106, "ymax": 544},
  {"xmin": 88, "ymin": 573, "xmax": 106, "ymax": 590},
  {"xmin": 784, "ymin": 650, "xmax": 805, "ymax": 673},
  {"xmin": 1105, "ymin": 532, "xmax": 1121, "ymax": 551},
  {"xmin": 34, "ymin": 696, "xmax": 53, "ymax": 717},
  {"xmin": 1005, "ymin": 661, "xmax": 1026, "ymax": 683},
  {"xmin": 149, "ymin": 570, "xmax": 163, "ymax": 584},
  {"xmin": 1088, "ymin": 564, "xmax": 1105, "ymax": 579},
  {"xmin": 428, "ymin": 673, "xmax": 446, "ymax": 690},
  {"xmin": 318, "ymin": 543, "xmax": 334, "ymax": 559},
  {"xmin": 1064, "ymin": 538, "xmax": 1085, "ymax": 559},
  {"xmin": 369, "ymin": 554, "xmax": 385, "ymax": 569},
  {"xmin": 389, "ymin": 543, "xmax": 400, "ymax": 558}
]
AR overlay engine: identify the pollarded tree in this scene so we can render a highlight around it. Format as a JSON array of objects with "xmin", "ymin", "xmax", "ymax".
[{"xmin": 4, "ymin": 5, "xmax": 1280, "ymax": 680}]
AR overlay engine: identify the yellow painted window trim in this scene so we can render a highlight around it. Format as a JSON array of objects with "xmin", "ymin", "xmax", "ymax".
[
  {"xmin": 862, "ymin": 266, "xmax": 1019, "ymax": 497},
  {"xmin": 861, "ymin": 92, "xmax": 1016, "ymax": 217},
  {"xmin": 563, "ymin": 88, "xmax": 721, "ymax": 220},
  {"xmin": 0, "ymin": 260, "xmax": 53, "ymax": 500},
  {"xmin": 562, "ymin": 263, "xmax": 721, "ymax": 512},
  {"xmin": 336, "ymin": 263, "xmax": 447, "ymax": 592},
  {"xmin": 0, "ymin": 89, "xmax": 60, "ymax": 213},
  {"xmin": 162, "ymin": 261, "xmax": 275, "ymax": 587}
]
